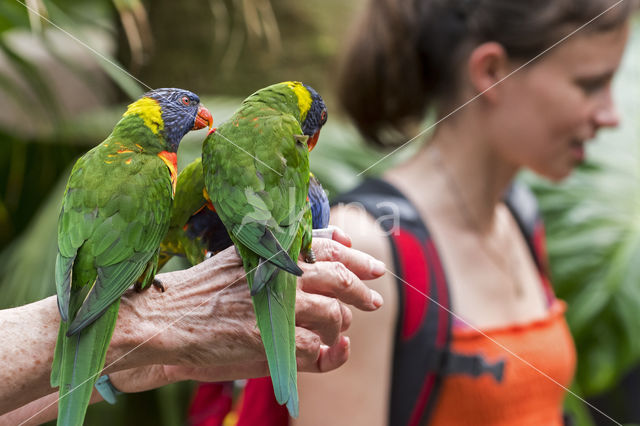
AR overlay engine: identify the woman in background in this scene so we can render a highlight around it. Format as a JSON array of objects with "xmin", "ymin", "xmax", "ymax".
[{"xmin": 293, "ymin": 0, "xmax": 635, "ymax": 425}]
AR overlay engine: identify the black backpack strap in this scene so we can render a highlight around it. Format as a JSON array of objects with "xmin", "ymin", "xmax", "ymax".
[
  {"xmin": 335, "ymin": 179, "xmax": 503, "ymax": 425},
  {"xmin": 441, "ymin": 351, "xmax": 505, "ymax": 382}
]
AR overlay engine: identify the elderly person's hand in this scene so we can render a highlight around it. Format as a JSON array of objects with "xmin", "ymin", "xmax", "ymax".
[
  {"xmin": 0, "ymin": 228, "xmax": 384, "ymax": 425},
  {"xmin": 107, "ymin": 226, "xmax": 385, "ymax": 391}
]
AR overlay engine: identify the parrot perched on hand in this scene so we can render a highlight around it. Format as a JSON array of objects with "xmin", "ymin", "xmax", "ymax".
[
  {"xmin": 201, "ymin": 81, "xmax": 327, "ymax": 417},
  {"xmin": 157, "ymin": 157, "xmax": 331, "ymax": 269},
  {"xmin": 51, "ymin": 88, "xmax": 213, "ymax": 426}
]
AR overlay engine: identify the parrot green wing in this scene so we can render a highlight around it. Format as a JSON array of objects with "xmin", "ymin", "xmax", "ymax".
[
  {"xmin": 230, "ymin": 223, "xmax": 302, "ymax": 275},
  {"xmin": 55, "ymin": 253, "xmax": 75, "ymax": 322},
  {"xmin": 56, "ymin": 141, "xmax": 173, "ymax": 335},
  {"xmin": 66, "ymin": 254, "xmax": 152, "ymax": 335},
  {"xmin": 205, "ymin": 110, "xmax": 309, "ymax": 273}
]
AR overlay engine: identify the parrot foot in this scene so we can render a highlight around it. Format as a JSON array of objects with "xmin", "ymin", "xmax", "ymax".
[
  {"xmin": 137, "ymin": 278, "xmax": 165, "ymax": 292},
  {"xmin": 303, "ymin": 248, "xmax": 316, "ymax": 264},
  {"xmin": 151, "ymin": 279, "xmax": 166, "ymax": 293}
]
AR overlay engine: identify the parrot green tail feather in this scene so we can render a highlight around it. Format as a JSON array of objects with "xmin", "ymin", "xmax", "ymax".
[
  {"xmin": 56, "ymin": 300, "xmax": 119, "ymax": 426},
  {"xmin": 251, "ymin": 266, "xmax": 299, "ymax": 416}
]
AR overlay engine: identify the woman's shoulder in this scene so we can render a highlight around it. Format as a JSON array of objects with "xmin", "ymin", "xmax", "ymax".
[
  {"xmin": 330, "ymin": 187, "xmax": 396, "ymax": 270},
  {"xmin": 330, "ymin": 204, "xmax": 394, "ymax": 282}
]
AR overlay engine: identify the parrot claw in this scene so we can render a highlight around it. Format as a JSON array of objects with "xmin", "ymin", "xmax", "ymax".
[
  {"xmin": 303, "ymin": 248, "xmax": 316, "ymax": 264},
  {"xmin": 152, "ymin": 279, "xmax": 166, "ymax": 293}
]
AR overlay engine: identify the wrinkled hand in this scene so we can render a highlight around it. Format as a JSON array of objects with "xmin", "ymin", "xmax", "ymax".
[{"xmin": 111, "ymin": 227, "xmax": 385, "ymax": 390}]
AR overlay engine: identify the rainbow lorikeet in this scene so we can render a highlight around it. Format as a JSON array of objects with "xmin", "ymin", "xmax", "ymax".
[
  {"xmin": 201, "ymin": 81, "xmax": 327, "ymax": 417},
  {"xmin": 51, "ymin": 88, "xmax": 213, "ymax": 426},
  {"xmin": 157, "ymin": 158, "xmax": 331, "ymax": 269}
]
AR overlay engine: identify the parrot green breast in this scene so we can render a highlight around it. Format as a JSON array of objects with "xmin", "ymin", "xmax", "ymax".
[
  {"xmin": 158, "ymin": 157, "xmax": 212, "ymax": 267},
  {"xmin": 169, "ymin": 157, "xmax": 209, "ymax": 228}
]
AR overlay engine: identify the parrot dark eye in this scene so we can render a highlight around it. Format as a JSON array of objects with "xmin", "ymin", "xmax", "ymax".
[
  {"xmin": 320, "ymin": 110, "xmax": 327, "ymax": 123},
  {"xmin": 181, "ymin": 96, "xmax": 190, "ymax": 106}
]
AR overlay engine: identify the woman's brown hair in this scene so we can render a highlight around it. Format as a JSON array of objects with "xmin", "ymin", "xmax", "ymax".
[{"xmin": 338, "ymin": 0, "xmax": 637, "ymax": 146}]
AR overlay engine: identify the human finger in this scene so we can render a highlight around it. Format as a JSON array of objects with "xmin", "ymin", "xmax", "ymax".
[
  {"xmin": 310, "ymin": 237, "xmax": 385, "ymax": 280},
  {"xmin": 329, "ymin": 225, "xmax": 352, "ymax": 247},
  {"xmin": 299, "ymin": 260, "xmax": 383, "ymax": 311},
  {"xmin": 297, "ymin": 335, "xmax": 351, "ymax": 373},
  {"xmin": 296, "ymin": 292, "xmax": 352, "ymax": 345}
]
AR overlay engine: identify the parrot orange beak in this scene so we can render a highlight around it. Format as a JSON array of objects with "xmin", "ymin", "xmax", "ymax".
[
  {"xmin": 193, "ymin": 105, "xmax": 213, "ymax": 130},
  {"xmin": 308, "ymin": 130, "xmax": 320, "ymax": 152}
]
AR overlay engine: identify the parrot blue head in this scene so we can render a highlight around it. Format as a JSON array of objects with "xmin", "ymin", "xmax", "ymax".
[
  {"xmin": 141, "ymin": 88, "xmax": 213, "ymax": 152},
  {"xmin": 301, "ymin": 84, "xmax": 327, "ymax": 151}
]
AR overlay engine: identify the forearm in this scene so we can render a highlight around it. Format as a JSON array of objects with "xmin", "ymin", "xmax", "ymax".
[
  {"xmin": 0, "ymin": 250, "xmax": 246, "ymax": 416},
  {"xmin": 0, "ymin": 365, "xmax": 172, "ymax": 425},
  {"xmin": 0, "ymin": 295, "xmax": 146, "ymax": 415},
  {"xmin": 0, "ymin": 297, "xmax": 60, "ymax": 414}
]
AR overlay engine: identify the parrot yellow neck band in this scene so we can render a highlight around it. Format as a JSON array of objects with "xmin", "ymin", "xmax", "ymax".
[
  {"xmin": 286, "ymin": 81, "xmax": 312, "ymax": 123},
  {"xmin": 124, "ymin": 97, "xmax": 164, "ymax": 135}
]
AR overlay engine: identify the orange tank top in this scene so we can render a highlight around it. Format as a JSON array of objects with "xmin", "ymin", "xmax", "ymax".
[{"xmin": 429, "ymin": 300, "xmax": 576, "ymax": 426}]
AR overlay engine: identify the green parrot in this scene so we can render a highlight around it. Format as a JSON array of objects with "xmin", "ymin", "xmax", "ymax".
[
  {"xmin": 157, "ymin": 158, "xmax": 331, "ymax": 270},
  {"xmin": 201, "ymin": 81, "xmax": 328, "ymax": 417},
  {"xmin": 51, "ymin": 88, "xmax": 213, "ymax": 426}
]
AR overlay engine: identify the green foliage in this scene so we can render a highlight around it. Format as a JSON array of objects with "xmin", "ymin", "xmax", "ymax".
[{"xmin": 0, "ymin": 135, "xmax": 85, "ymax": 250}]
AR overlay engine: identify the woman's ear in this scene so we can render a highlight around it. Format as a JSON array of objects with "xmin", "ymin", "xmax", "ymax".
[{"xmin": 467, "ymin": 42, "xmax": 509, "ymax": 103}]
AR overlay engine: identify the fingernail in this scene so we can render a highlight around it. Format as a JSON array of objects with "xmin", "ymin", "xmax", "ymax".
[
  {"xmin": 371, "ymin": 290, "xmax": 383, "ymax": 308},
  {"xmin": 371, "ymin": 259, "xmax": 386, "ymax": 275}
]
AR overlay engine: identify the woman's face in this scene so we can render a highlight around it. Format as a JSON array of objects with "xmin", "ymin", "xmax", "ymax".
[{"xmin": 492, "ymin": 22, "xmax": 630, "ymax": 181}]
